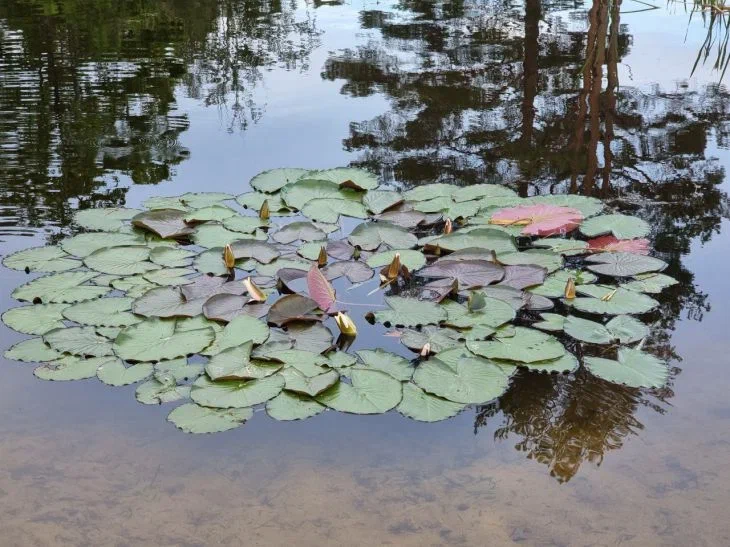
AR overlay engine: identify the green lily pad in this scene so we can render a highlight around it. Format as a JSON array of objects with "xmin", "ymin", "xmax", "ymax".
[
  {"xmin": 399, "ymin": 326, "xmax": 462, "ymax": 354},
  {"xmin": 315, "ymin": 368, "xmax": 402, "ymax": 414},
  {"xmin": 250, "ymin": 167, "xmax": 311, "ymax": 193},
  {"xmin": 74, "ymin": 207, "xmax": 142, "ymax": 231},
  {"xmin": 34, "ymin": 355, "xmax": 114, "ymax": 381},
  {"xmin": 168, "ymin": 403, "xmax": 253, "ymax": 434},
  {"xmin": 563, "ymin": 315, "xmax": 613, "ymax": 344},
  {"xmin": 397, "ymin": 382, "xmax": 466, "ymax": 422},
  {"xmin": 266, "ymin": 392, "xmax": 325, "ymax": 421},
  {"xmin": 326, "ymin": 351, "xmax": 358, "ymax": 369},
  {"xmin": 193, "ymin": 248, "xmax": 230, "ymax": 276},
  {"xmin": 2, "ymin": 303, "xmax": 68, "ymax": 335},
  {"xmin": 425, "ymin": 228, "xmax": 516, "ymax": 254},
  {"xmin": 357, "ymin": 349, "xmax": 415, "ymax": 381},
  {"xmin": 259, "ymin": 349, "xmax": 329, "ymax": 376},
  {"xmin": 280, "ymin": 367, "xmax": 340, "ymax": 396},
  {"xmin": 363, "ymin": 190, "xmax": 403, "ymax": 214},
  {"xmin": 193, "ymin": 224, "xmax": 266, "ymax": 249},
  {"xmin": 149, "ymin": 247, "xmax": 196, "ymax": 268},
  {"xmin": 580, "ymin": 213, "xmax": 649, "ymax": 239},
  {"xmin": 3, "ymin": 246, "xmax": 79, "ymax": 273},
  {"xmin": 236, "ymin": 191, "xmax": 289, "ymax": 213},
  {"xmin": 374, "ymin": 296, "xmax": 447, "ymax": 328},
  {"xmin": 499, "ymin": 250, "xmax": 563, "ymax": 273},
  {"xmin": 62, "ymin": 297, "xmax": 139, "ymax": 327},
  {"xmin": 4, "ymin": 337, "xmax": 62, "ymax": 362},
  {"xmin": 528, "ymin": 269, "xmax": 597, "ymax": 298},
  {"xmin": 191, "ymin": 374, "xmax": 285, "ymax": 409},
  {"xmin": 131, "ymin": 209, "xmax": 195, "ymax": 239},
  {"xmin": 132, "ymin": 286, "xmax": 204, "ymax": 318},
  {"xmin": 348, "ymin": 222, "xmax": 418, "ymax": 250},
  {"xmin": 184, "ymin": 205, "xmax": 238, "ymax": 223},
  {"xmin": 84, "ymin": 246, "xmax": 159, "ymax": 275},
  {"xmin": 301, "ymin": 198, "xmax": 369, "ymax": 223},
  {"xmin": 222, "ymin": 215, "xmax": 269, "ymax": 234},
  {"xmin": 413, "ymin": 347, "xmax": 512, "ymax": 404},
  {"xmin": 201, "ymin": 314, "xmax": 269, "ymax": 356},
  {"xmin": 272, "ymin": 221, "xmax": 327, "ymax": 244},
  {"xmin": 154, "ymin": 358, "xmax": 204, "ymax": 382},
  {"xmin": 403, "ymin": 183, "xmax": 455, "ymax": 202},
  {"xmin": 524, "ymin": 194, "xmax": 603, "ymax": 218},
  {"xmin": 622, "ymin": 273, "xmax": 679, "ymax": 294},
  {"xmin": 365, "ymin": 250, "xmax": 426, "ymax": 271},
  {"xmin": 61, "ymin": 232, "xmax": 142, "ymax": 258},
  {"xmin": 97, "ymin": 359, "xmax": 153, "ymax": 386},
  {"xmin": 584, "ymin": 348, "xmax": 668, "ymax": 388},
  {"xmin": 466, "ymin": 326, "xmax": 565, "ymax": 363},
  {"xmin": 206, "ymin": 344, "xmax": 283, "ymax": 381},
  {"xmin": 308, "ymin": 167, "xmax": 379, "ymax": 191},
  {"xmin": 143, "ymin": 268, "xmax": 195, "ymax": 286},
  {"xmin": 518, "ymin": 353, "xmax": 578, "ymax": 374},
  {"xmin": 12, "ymin": 271, "xmax": 107, "ymax": 304},
  {"xmin": 114, "ymin": 318, "xmax": 215, "ymax": 362},
  {"xmin": 281, "ymin": 178, "xmax": 361, "ymax": 209},
  {"xmin": 532, "ymin": 313, "xmax": 565, "ymax": 332},
  {"xmin": 586, "ymin": 253, "xmax": 667, "ymax": 277},
  {"xmin": 531, "ymin": 238, "xmax": 589, "ymax": 256},
  {"xmin": 573, "ymin": 285, "xmax": 659, "ymax": 315},
  {"xmin": 44, "ymin": 326, "xmax": 114, "ymax": 357},
  {"xmin": 136, "ymin": 376, "xmax": 191, "ymax": 405},
  {"xmin": 322, "ymin": 260, "xmax": 374, "ymax": 283},
  {"xmin": 605, "ymin": 315, "xmax": 649, "ymax": 343},
  {"xmin": 441, "ymin": 298, "xmax": 515, "ymax": 329}
]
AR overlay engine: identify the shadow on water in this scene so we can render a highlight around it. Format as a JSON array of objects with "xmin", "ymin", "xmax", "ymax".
[{"xmin": 1, "ymin": 0, "xmax": 730, "ymax": 544}]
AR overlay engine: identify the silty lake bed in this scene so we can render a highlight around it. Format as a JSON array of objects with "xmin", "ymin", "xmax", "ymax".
[{"xmin": 1, "ymin": 1, "xmax": 730, "ymax": 545}]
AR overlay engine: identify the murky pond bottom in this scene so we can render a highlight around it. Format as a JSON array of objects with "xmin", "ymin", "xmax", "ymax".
[{"xmin": 2, "ymin": 0, "xmax": 730, "ymax": 544}]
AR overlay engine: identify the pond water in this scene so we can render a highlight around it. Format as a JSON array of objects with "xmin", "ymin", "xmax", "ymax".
[{"xmin": 1, "ymin": 0, "xmax": 730, "ymax": 545}]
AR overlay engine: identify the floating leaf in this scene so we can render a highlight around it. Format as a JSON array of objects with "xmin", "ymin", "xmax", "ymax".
[
  {"xmin": 467, "ymin": 327, "xmax": 565, "ymax": 363},
  {"xmin": 236, "ymin": 191, "xmax": 289, "ymax": 213},
  {"xmin": 307, "ymin": 265, "xmax": 336, "ymax": 312},
  {"xmin": 403, "ymin": 183, "xmax": 454, "ymax": 202},
  {"xmin": 348, "ymin": 222, "xmax": 418, "ymax": 250},
  {"xmin": 114, "ymin": 318, "xmax": 215, "ymax": 362},
  {"xmin": 154, "ymin": 358, "xmax": 203, "ymax": 382},
  {"xmin": 532, "ymin": 238, "xmax": 589, "ymax": 256},
  {"xmin": 366, "ymin": 250, "xmax": 426, "ymax": 271},
  {"xmin": 202, "ymin": 315, "xmax": 270, "ymax": 356},
  {"xmin": 266, "ymin": 392, "xmax": 325, "ymax": 421},
  {"xmin": 499, "ymin": 250, "xmax": 563, "ymax": 273},
  {"xmin": 143, "ymin": 268, "xmax": 195, "ymax": 287},
  {"xmin": 357, "ymin": 349, "xmax": 414, "ymax": 381},
  {"xmin": 573, "ymin": 285, "xmax": 659, "ymax": 315},
  {"xmin": 74, "ymin": 207, "xmax": 141, "ymax": 231},
  {"xmin": 191, "ymin": 374, "xmax": 285, "ymax": 409},
  {"xmin": 281, "ymin": 178, "xmax": 360, "ymax": 209},
  {"xmin": 585, "ymin": 253, "xmax": 667, "ymax": 277},
  {"xmin": 580, "ymin": 214, "xmax": 650, "ymax": 239},
  {"xmin": 61, "ymin": 232, "xmax": 142, "ymax": 258},
  {"xmin": 563, "ymin": 315, "xmax": 613, "ymax": 344},
  {"xmin": 587, "ymin": 235, "xmax": 650, "ymax": 255},
  {"xmin": 413, "ymin": 347, "xmax": 511, "ymax": 404},
  {"xmin": 280, "ymin": 367, "xmax": 340, "ymax": 396},
  {"xmin": 62, "ymin": 297, "xmax": 139, "ymax": 327},
  {"xmin": 272, "ymin": 221, "xmax": 327, "ymax": 244},
  {"xmin": 206, "ymin": 342, "xmax": 283, "ymax": 381},
  {"xmin": 490, "ymin": 204, "xmax": 583, "ymax": 236},
  {"xmin": 4, "ymin": 338, "xmax": 62, "ymax": 363},
  {"xmin": 168, "ymin": 403, "xmax": 253, "ymax": 434},
  {"xmin": 250, "ymin": 168, "xmax": 310, "ymax": 193},
  {"xmin": 416, "ymin": 259, "xmax": 504, "ymax": 288},
  {"xmin": 315, "ymin": 368, "xmax": 402, "ymax": 414},
  {"xmin": 131, "ymin": 209, "xmax": 195, "ymax": 239},
  {"xmin": 44, "ymin": 326, "xmax": 114, "ymax": 357},
  {"xmin": 373, "ymin": 296, "xmax": 447, "ymax": 327},
  {"xmin": 288, "ymin": 323, "xmax": 334, "ymax": 353},
  {"xmin": 363, "ymin": 190, "xmax": 403, "ymax": 214},
  {"xmin": 34, "ymin": 355, "xmax": 113, "ymax": 381},
  {"xmin": 221, "ymin": 215, "xmax": 268, "ymax": 234},
  {"xmin": 149, "ymin": 247, "xmax": 196, "ymax": 268},
  {"xmin": 202, "ymin": 294, "xmax": 250, "ymax": 322},
  {"xmin": 301, "ymin": 198, "xmax": 369, "ymax": 223},
  {"xmin": 133, "ymin": 287, "xmax": 204, "ymax": 318},
  {"xmin": 3, "ymin": 246, "xmax": 78, "ymax": 273},
  {"xmin": 322, "ymin": 261, "xmax": 374, "ymax": 283},
  {"xmin": 518, "ymin": 353, "xmax": 579, "ymax": 374},
  {"xmin": 605, "ymin": 315, "xmax": 649, "ymax": 343},
  {"xmin": 308, "ymin": 167, "xmax": 379, "ymax": 191},
  {"xmin": 193, "ymin": 248, "xmax": 229, "ymax": 276},
  {"xmin": 425, "ymin": 228, "xmax": 516, "ymax": 254},
  {"xmin": 377, "ymin": 209, "xmax": 429, "ymax": 228},
  {"xmin": 12, "ymin": 271, "xmax": 107, "ymax": 304},
  {"xmin": 528, "ymin": 269, "xmax": 597, "ymax": 298},
  {"xmin": 181, "ymin": 275, "xmax": 246, "ymax": 301},
  {"xmin": 184, "ymin": 205, "xmax": 238, "ymax": 223},
  {"xmin": 194, "ymin": 224, "xmax": 266, "ymax": 248},
  {"xmin": 441, "ymin": 298, "xmax": 515, "ymax": 329},
  {"xmin": 622, "ymin": 273, "xmax": 679, "ymax": 294},
  {"xmin": 399, "ymin": 326, "xmax": 462, "ymax": 354},
  {"xmin": 136, "ymin": 376, "xmax": 191, "ymax": 405},
  {"xmin": 498, "ymin": 264, "xmax": 547, "ymax": 290},
  {"xmin": 2, "ymin": 304, "xmax": 67, "ymax": 335},
  {"xmin": 84, "ymin": 246, "xmax": 158, "ymax": 276},
  {"xmin": 397, "ymin": 382, "xmax": 465, "ymax": 422},
  {"xmin": 97, "ymin": 359, "xmax": 153, "ymax": 386},
  {"xmin": 584, "ymin": 348, "xmax": 668, "ymax": 388},
  {"xmin": 532, "ymin": 313, "xmax": 565, "ymax": 332},
  {"xmin": 268, "ymin": 294, "xmax": 323, "ymax": 326}
]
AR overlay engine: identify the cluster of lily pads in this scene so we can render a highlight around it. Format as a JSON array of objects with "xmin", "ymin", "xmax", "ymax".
[{"xmin": 2, "ymin": 167, "xmax": 678, "ymax": 433}]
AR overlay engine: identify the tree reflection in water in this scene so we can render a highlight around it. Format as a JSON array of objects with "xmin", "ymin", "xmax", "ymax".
[{"xmin": 323, "ymin": 0, "xmax": 728, "ymax": 481}]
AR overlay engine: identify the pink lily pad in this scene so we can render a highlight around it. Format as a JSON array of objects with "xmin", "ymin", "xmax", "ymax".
[
  {"xmin": 490, "ymin": 204, "xmax": 583, "ymax": 236},
  {"xmin": 587, "ymin": 235, "xmax": 650, "ymax": 255}
]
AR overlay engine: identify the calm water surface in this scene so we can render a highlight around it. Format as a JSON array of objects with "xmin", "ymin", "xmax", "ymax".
[{"xmin": 1, "ymin": 1, "xmax": 729, "ymax": 545}]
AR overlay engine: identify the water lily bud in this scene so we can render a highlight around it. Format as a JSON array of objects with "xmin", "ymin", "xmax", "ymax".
[
  {"xmin": 223, "ymin": 244, "xmax": 235, "ymax": 269},
  {"xmin": 420, "ymin": 342, "xmax": 431, "ymax": 357},
  {"xmin": 386, "ymin": 252, "xmax": 401, "ymax": 280},
  {"xmin": 443, "ymin": 218, "xmax": 453, "ymax": 234},
  {"xmin": 335, "ymin": 312, "xmax": 357, "ymax": 336},
  {"xmin": 243, "ymin": 276, "xmax": 266, "ymax": 302},
  {"xmin": 317, "ymin": 246, "xmax": 328, "ymax": 267},
  {"xmin": 259, "ymin": 199, "xmax": 270, "ymax": 220},
  {"xmin": 564, "ymin": 277, "xmax": 576, "ymax": 300}
]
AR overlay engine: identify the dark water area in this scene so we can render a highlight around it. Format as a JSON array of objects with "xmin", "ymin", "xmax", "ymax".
[{"xmin": 1, "ymin": 1, "xmax": 729, "ymax": 545}]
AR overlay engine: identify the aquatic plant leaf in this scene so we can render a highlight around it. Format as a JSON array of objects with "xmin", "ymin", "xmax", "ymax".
[
  {"xmin": 202, "ymin": 315, "xmax": 270, "ymax": 356},
  {"xmin": 4, "ymin": 337, "xmax": 62, "ymax": 362},
  {"xmin": 2, "ymin": 304, "xmax": 67, "ymax": 335},
  {"xmin": 499, "ymin": 250, "xmax": 562, "ymax": 273},
  {"xmin": 523, "ymin": 194, "xmax": 603, "ymax": 218},
  {"xmin": 168, "ymin": 403, "xmax": 253, "ymax": 434},
  {"xmin": 403, "ymin": 183, "xmax": 455, "ymax": 202},
  {"xmin": 307, "ymin": 265, "xmax": 336, "ymax": 312},
  {"xmin": 518, "ymin": 352, "xmax": 579, "ymax": 374},
  {"xmin": 257, "ymin": 349, "xmax": 329, "ymax": 376},
  {"xmin": 322, "ymin": 260, "xmax": 374, "ymax": 283},
  {"xmin": 281, "ymin": 179, "xmax": 360, "ymax": 209},
  {"xmin": 584, "ymin": 348, "xmax": 668, "ymax": 388},
  {"xmin": 453, "ymin": 184, "xmax": 517, "ymax": 203},
  {"xmin": 272, "ymin": 221, "xmax": 327, "ymax": 244},
  {"xmin": 563, "ymin": 315, "xmax": 613, "ymax": 344},
  {"xmin": 250, "ymin": 168, "xmax": 310, "ymax": 193},
  {"xmin": 84, "ymin": 246, "xmax": 158, "ymax": 275},
  {"xmin": 34, "ymin": 355, "xmax": 114, "ymax": 381},
  {"xmin": 181, "ymin": 275, "xmax": 246, "ymax": 301},
  {"xmin": 133, "ymin": 287, "xmax": 204, "ymax": 318},
  {"xmin": 203, "ymin": 294, "xmax": 256, "ymax": 322},
  {"xmin": 498, "ymin": 264, "xmax": 548, "ymax": 290},
  {"xmin": 193, "ymin": 249, "xmax": 229, "ymax": 276},
  {"xmin": 326, "ymin": 351, "xmax": 357, "ymax": 369},
  {"xmin": 149, "ymin": 247, "xmax": 195, "ymax": 268},
  {"xmin": 136, "ymin": 377, "xmax": 191, "ymax": 405},
  {"xmin": 191, "ymin": 374, "xmax": 285, "ymax": 409},
  {"xmin": 425, "ymin": 228, "xmax": 516, "ymax": 254},
  {"xmin": 357, "ymin": 348, "xmax": 415, "ymax": 381},
  {"xmin": 184, "ymin": 205, "xmax": 238, "ymax": 223},
  {"xmin": 268, "ymin": 294, "xmax": 323, "ymax": 326},
  {"xmin": 490, "ymin": 204, "xmax": 583, "ymax": 236},
  {"xmin": 3, "ymin": 246, "xmax": 78, "ymax": 273},
  {"xmin": 221, "ymin": 215, "xmax": 268, "ymax": 234},
  {"xmin": 573, "ymin": 285, "xmax": 659, "ymax": 314},
  {"xmin": 585, "ymin": 252, "xmax": 667, "ymax": 277},
  {"xmin": 399, "ymin": 326, "xmax": 462, "ymax": 354},
  {"xmin": 366, "ymin": 250, "xmax": 426, "ymax": 271},
  {"xmin": 315, "ymin": 368, "xmax": 402, "ymax": 414},
  {"xmin": 114, "ymin": 318, "xmax": 215, "ymax": 362},
  {"xmin": 288, "ymin": 323, "xmax": 334, "ymax": 353},
  {"xmin": 296, "ymin": 241, "xmax": 329, "ymax": 261},
  {"xmin": 154, "ymin": 358, "xmax": 204, "ymax": 383},
  {"xmin": 528, "ymin": 269, "xmax": 597, "ymax": 298},
  {"xmin": 532, "ymin": 313, "xmax": 565, "ymax": 332},
  {"xmin": 257, "ymin": 257, "xmax": 312, "ymax": 277},
  {"xmin": 416, "ymin": 259, "xmax": 504, "ymax": 288},
  {"xmin": 97, "ymin": 359, "xmax": 153, "ymax": 386},
  {"xmin": 61, "ymin": 232, "xmax": 142, "ymax": 258},
  {"xmin": 467, "ymin": 326, "xmax": 565, "ymax": 363},
  {"xmin": 62, "ymin": 297, "xmax": 139, "ymax": 327},
  {"xmin": 236, "ymin": 191, "xmax": 289, "ymax": 213},
  {"xmin": 441, "ymin": 298, "xmax": 515, "ymax": 329},
  {"xmin": 280, "ymin": 367, "xmax": 340, "ymax": 396},
  {"xmin": 363, "ymin": 190, "xmax": 403, "ymax": 214},
  {"xmin": 348, "ymin": 222, "xmax": 418, "ymax": 250},
  {"xmin": 43, "ymin": 326, "xmax": 114, "ymax": 357},
  {"xmin": 413, "ymin": 347, "xmax": 511, "ymax": 404},
  {"xmin": 622, "ymin": 273, "xmax": 679, "ymax": 294},
  {"xmin": 308, "ymin": 167, "xmax": 379, "ymax": 191},
  {"xmin": 131, "ymin": 209, "xmax": 195, "ymax": 239},
  {"xmin": 266, "ymin": 392, "xmax": 325, "ymax": 421},
  {"xmin": 531, "ymin": 238, "xmax": 590, "ymax": 256},
  {"xmin": 74, "ymin": 207, "xmax": 141, "ymax": 231},
  {"xmin": 143, "ymin": 268, "xmax": 195, "ymax": 286},
  {"xmin": 374, "ymin": 296, "xmax": 447, "ymax": 327},
  {"xmin": 193, "ymin": 224, "xmax": 266, "ymax": 248},
  {"xmin": 397, "ymin": 382, "xmax": 465, "ymax": 422},
  {"xmin": 587, "ymin": 235, "xmax": 650, "ymax": 255},
  {"xmin": 302, "ymin": 198, "xmax": 368, "ymax": 223},
  {"xmin": 206, "ymin": 343, "xmax": 282, "ymax": 381},
  {"xmin": 580, "ymin": 213, "xmax": 650, "ymax": 239},
  {"xmin": 605, "ymin": 315, "xmax": 649, "ymax": 343},
  {"xmin": 376, "ymin": 209, "xmax": 429, "ymax": 228}
]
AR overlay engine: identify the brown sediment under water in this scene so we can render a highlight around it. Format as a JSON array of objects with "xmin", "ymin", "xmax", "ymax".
[{"xmin": 1, "ymin": 1, "xmax": 730, "ymax": 545}]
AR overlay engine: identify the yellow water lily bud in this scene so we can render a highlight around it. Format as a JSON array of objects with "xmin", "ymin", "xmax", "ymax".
[
  {"xmin": 223, "ymin": 244, "xmax": 235, "ymax": 269},
  {"xmin": 443, "ymin": 218, "xmax": 453, "ymax": 234},
  {"xmin": 243, "ymin": 276, "xmax": 266, "ymax": 302},
  {"xmin": 335, "ymin": 312, "xmax": 357, "ymax": 336},
  {"xmin": 259, "ymin": 199, "xmax": 270, "ymax": 220},
  {"xmin": 385, "ymin": 252, "xmax": 401, "ymax": 280},
  {"xmin": 420, "ymin": 342, "xmax": 431, "ymax": 357},
  {"xmin": 564, "ymin": 277, "xmax": 576, "ymax": 300},
  {"xmin": 317, "ymin": 246, "xmax": 328, "ymax": 267}
]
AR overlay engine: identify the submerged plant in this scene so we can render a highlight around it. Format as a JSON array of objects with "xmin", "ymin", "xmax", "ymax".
[{"xmin": 2, "ymin": 167, "xmax": 678, "ymax": 433}]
